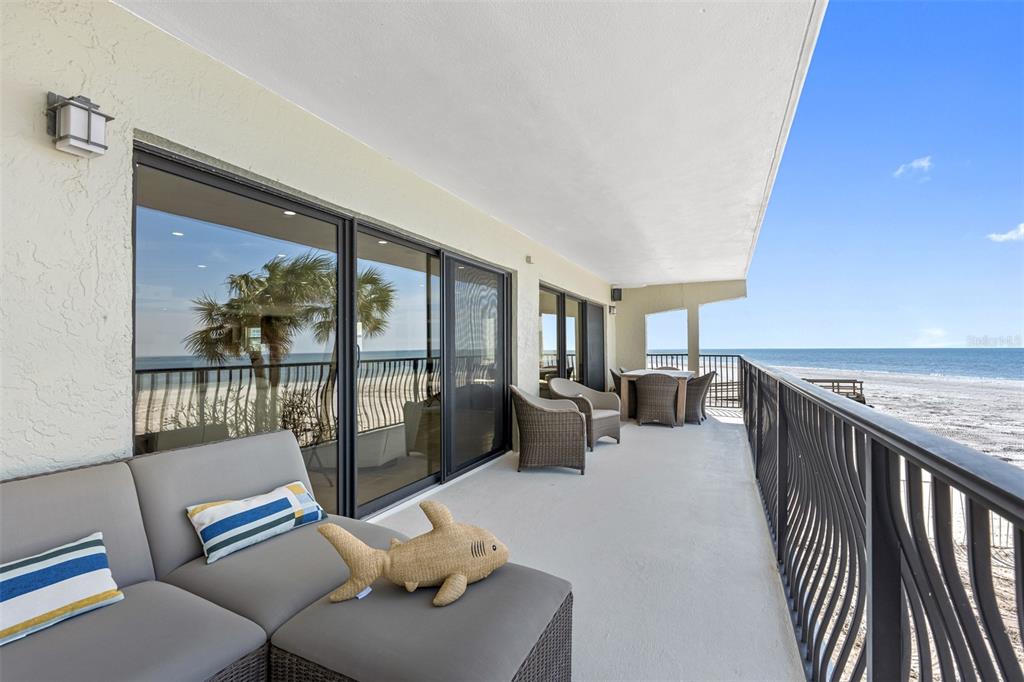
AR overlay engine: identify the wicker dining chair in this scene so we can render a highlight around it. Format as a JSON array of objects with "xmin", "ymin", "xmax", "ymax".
[
  {"xmin": 548, "ymin": 377, "xmax": 622, "ymax": 450},
  {"xmin": 510, "ymin": 386, "xmax": 587, "ymax": 474},
  {"xmin": 609, "ymin": 368, "xmax": 623, "ymax": 395},
  {"xmin": 635, "ymin": 373, "xmax": 679, "ymax": 426},
  {"xmin": 685, "ymin": 371, "xmax": 716, "ymax": 424}
]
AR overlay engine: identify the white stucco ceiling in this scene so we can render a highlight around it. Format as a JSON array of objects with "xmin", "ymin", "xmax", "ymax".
[{"xmin": 118, "ymin": 1, "xmax": 825, "ymax": 287}]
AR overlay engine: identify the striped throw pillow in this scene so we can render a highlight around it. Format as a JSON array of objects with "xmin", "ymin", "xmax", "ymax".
[
  {"xmin": 187, "ymin": 481, "xmax": 325, "ymax": 564},
  {"xmin": 0, "ymin": 532, "xmax": 124, "ymax": 646}
]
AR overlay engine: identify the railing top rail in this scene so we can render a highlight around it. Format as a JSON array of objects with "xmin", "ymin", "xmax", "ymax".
[
  {"xmin": 741, "ymin": 355, "xmax": 1024, "ymax": 526},
  {"xmin": 135, "ymin": 360, "xmax": 339, "ymax": 374}
]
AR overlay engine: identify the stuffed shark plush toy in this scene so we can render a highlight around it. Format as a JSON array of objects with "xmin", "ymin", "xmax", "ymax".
[{"xmin": 318, "ymin": 501, "xmax": 509, "ymax": 606}]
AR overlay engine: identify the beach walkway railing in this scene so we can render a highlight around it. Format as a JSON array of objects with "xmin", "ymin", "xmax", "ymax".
[{"xmin": 741, "ymin": 356, "xmax": 1024, "ymax": 681}]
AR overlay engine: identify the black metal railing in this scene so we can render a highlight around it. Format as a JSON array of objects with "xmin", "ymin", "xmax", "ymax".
[
  {"xmin": 646, "ymin": 353, "xmax": 741, "ymax": 407},
  {"xmin": 135, "ymin": 360, "xmax": 339, "ymax": 449},
  {"xmin": 741, "ymin": 356, "xmax": 1024, "ymax": 681},
  {"xmin": 136, "ymin": 357, "xmax": 435, "ymax": 446},
  {"xmin": 135, "ymin": 354, "xmax": 502, "ymax": 450},
  {"xmin": 355, "ymin": 357, "xmax": 442, "ymax": 433},
  {"xmin": 540, "ymin": 352, "xmax": 578, "ymax": 379}
]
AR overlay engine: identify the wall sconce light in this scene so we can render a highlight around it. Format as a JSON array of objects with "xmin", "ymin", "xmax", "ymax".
[
  {"xmin": 46, "ymin": 92, "xmax": 114, "ymax": 158},
  {"xmin": 608, "ymin": 305, "xmax": 617, "ymax": 316}
]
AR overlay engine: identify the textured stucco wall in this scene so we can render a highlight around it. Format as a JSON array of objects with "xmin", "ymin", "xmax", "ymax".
[
  {"xmin": 614, "ymin": 280, "xmax": 747, "ymax": 370},
  {"xmin": 0, "ymin": 1, "xmax": 614, "ymax": 478}
]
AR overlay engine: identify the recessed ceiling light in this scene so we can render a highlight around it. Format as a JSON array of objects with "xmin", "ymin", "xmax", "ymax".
[
  {"xmin": 197, "ymin": 264, "xmax": 207, "ymax": 269},
  {"xmin": 283, "ymin": 210, "xmax": 296, "ymax": 216},
  {"xmin": 457, "ymin": 265, "xmax": 465, "ymax": 269},
  {"xmin": 277, "ymin": 253, "xmax": 287, "ymax": 258},
  {"xmin": 378, "ymin": 240, "xmax": 388, "ymax": 245},
  {"xmin": 170, "ymin": 231, "xmax": 184, "ymax": 237}
]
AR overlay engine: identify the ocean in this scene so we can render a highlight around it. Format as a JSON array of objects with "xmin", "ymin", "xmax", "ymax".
[{"xmin": 649, "ymin": 348, "xmax": 1024, "ymax": 382}]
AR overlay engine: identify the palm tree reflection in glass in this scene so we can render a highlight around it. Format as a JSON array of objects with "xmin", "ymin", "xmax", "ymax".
[{"xmin": 184, "ymin": 252, "xmax": 395, "ymax": 441}]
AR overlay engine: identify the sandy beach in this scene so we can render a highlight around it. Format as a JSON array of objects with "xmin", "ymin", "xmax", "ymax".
[{"xmin": 775, "ymin": 365, "xmax": 1024, "ymax": 467}]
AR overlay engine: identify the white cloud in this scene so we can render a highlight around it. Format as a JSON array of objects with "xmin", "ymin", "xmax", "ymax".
[
  {"xmin": 893, "ymin": 155, "xmax": 932, "ymax": 178},
  {"xmin": 913, "ymin": 327, "xmax": 949, "ymax": 348},
  {"xmin": 987, "ymin": 223, "xmax": 1024, "ymax": 243}
]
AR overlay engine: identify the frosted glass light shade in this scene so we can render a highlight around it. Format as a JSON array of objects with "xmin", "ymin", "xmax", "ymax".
[{"xmin": 48, "ymin": 93, "xmax": 113, "ymax": 158}]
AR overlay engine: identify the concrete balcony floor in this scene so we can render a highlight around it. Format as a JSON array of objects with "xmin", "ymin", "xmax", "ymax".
[{"xmin": 373, "ymin": 410, "xmax": 804, "ymax": 681}]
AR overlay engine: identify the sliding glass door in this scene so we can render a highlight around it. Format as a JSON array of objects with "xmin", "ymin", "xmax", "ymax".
[
  {"xmin": 539, "ymin": 286, "xmax": 605, "ymax": 391},
  {"xmin": 134, "ymin": 149, "xmax": 512, "ymax": 518},
  {"xmin": 447, "ymin": 257, "xmax": 509, "ymax": 474},
  {"xmin": 565, "ymin": 295, "xmax": 584, "ymax": 382},
  {"xmin": 538, "ymin": 287, "xmax": 561, "ymax": 396},
  {"xmin": 355, "ymin": 231, "xmax": 442, "ymax": 510}
]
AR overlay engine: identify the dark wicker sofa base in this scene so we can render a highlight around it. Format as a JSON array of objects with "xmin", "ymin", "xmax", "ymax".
[
  {"xmin": 207, "ymin": 644, "xmax": 269, "ymax": 682},
  {"xmin": 268, "ymin": 593, "xmax": 573, "ymax": 682}
]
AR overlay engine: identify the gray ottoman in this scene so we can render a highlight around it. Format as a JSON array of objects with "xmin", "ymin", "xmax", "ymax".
[{"xmin": 269, "ymin": 563, "xmax": 572, "ymax": 682}]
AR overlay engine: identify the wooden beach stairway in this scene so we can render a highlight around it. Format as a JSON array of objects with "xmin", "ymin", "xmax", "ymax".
[{"xmin": 802, "ymin": 378, "xmax": 867, "ymax": 403}]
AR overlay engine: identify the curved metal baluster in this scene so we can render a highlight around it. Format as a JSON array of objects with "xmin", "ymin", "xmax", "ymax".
[
  {"xmin": 905, "ymin": 463, "xmax": 975, "ymax": 680},
  {"xmin": 790, "ymin": 398, "xmax": 827, "ymax": 661},
  {"xmin": 787, "ymin": 396, "xmax": 815, "ymax": 639},
  {"xmin": 880, "ymin": 458, "xmax": 941, "ymax": 681},
  {"xmin": 816, "ymin": 415, "xmax": 862, "ymax": 680},
  {"xmin": 815, "ymin": 411, "xmax": 853, "ymax": 682},
  {"xmin": 804, "ymin": 403, "xmax": 836, "ymax": 659},
  {"xmin": 144, "ymin": 373, "xmax": 156, "ymax": 436},
  {"xmin": 1016, "ymin": 525, "xmax": 1024, "ymax": 645},
  {"xmin": 966, "ymin": 497, "xmax": 1023, "ymax": 681},
  {"xmin": 932, "ymin": 480, "xmax": 998, "ymax": 679},
  {"xmin": 808, "ymin": 408, "xmax": 842, "ymax": 678},
  {"xmin": 822, "ymin": 421, "xmax": 866, "ymax": 681}
]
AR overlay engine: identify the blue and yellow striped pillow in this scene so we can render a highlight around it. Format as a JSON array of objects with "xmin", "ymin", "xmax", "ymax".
[
  {"xmin": 0, "ymin": 532, "xmax": 124, "ymax": 646},
  {"xmin": 186, "ymin": 481, "xmax": 325, "ymax": 564}
]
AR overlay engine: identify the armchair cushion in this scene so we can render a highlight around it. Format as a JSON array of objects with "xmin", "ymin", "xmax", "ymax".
[{"xmin": 547, "ymin": 378, "xmax": 621, "ymax": 448}]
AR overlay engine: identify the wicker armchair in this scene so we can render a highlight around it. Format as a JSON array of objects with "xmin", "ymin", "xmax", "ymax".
[
  {"xmin": 685, "ymin": 371, "xmax": 716, "ymax": 424},
  {"xmin": 635, "ymin": 373, "xmax": 678, "ymax": 426},
  {"xmin": 510, "ymin": 386, "xmax": 587, "ymax": 474},
  {"xmin": 548, "ymin": 377, "xmax": 622, "ymax": 450}
]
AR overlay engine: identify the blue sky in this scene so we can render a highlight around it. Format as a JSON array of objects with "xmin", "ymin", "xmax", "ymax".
[
  {"xmin": 135, "ymin": 208, "xmax": 338, "ymax": 357},
  {"xmin": 647, "ymin": 0, "xmax": 1024, "ymax": 351}
]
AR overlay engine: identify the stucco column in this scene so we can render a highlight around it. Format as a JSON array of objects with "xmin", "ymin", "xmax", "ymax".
[{"xmin": 687, "ymin": 305, "xmax": 700, "ymax": 372}]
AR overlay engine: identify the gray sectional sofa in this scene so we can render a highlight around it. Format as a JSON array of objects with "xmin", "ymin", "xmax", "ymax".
[{"xmin": 0, "ymin": 431, "xmax": 572, "ymax": 681}]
